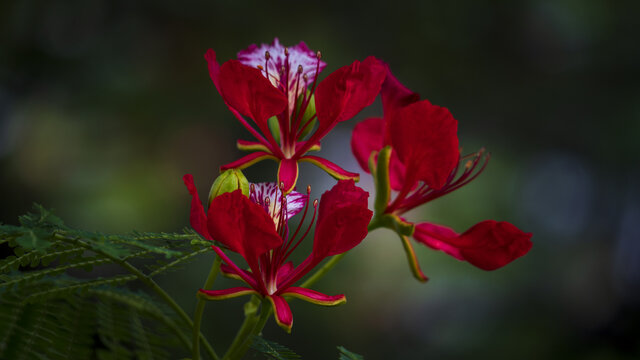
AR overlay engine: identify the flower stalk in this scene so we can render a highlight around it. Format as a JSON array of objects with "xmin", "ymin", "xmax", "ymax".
[{"xmin": 192, "ymin": 255, "xmax": 223, "ymax": 360}]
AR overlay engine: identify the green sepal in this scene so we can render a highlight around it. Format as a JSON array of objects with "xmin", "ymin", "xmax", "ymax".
[
  {"xmin": 296, "ymin": 91, "xmax": 316, "ymax": 140},
  {"xmin": 369, "ymin": 213, "xmax": 415, "ymax": 237},
  {"xmin": 370, "ymin": 146, "xmax": 392, "ymax": 215},
  {"xmin": 244, "ymin": 296, "xmax": 261, "ymax": 317},
  {"xmin": 208, "ymin": 169, "xmax": 250, "ymax": 204},
  {"xmin": 268, "ymin": 116, "xmax": 281, "ymax": 144},
  {"xmin": 400, "ymin": 235, "xmax": 429, "ymax": 283}
]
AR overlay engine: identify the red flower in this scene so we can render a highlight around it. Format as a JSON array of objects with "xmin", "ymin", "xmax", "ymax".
[
  {"xmin": 205, "ymin": 38, "xmax": 386, "ymax": 193},
  {"xmin": 350, "ymin": 66, "xmax": 532, "ymax": 279},
  {"xmin": 184, "ymin": 174, "xmax": 372, "ymax": 332}
]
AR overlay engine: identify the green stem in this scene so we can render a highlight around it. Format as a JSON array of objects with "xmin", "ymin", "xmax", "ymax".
[
  {"xmin": 53, "ymin": 233, "xmax": 219, "ymax": 360},
  {"xmin": 299, "ymin": 220, "xmax": 381, "ymax": 289},
  {"xmin": 193, "ymin": 255, "xmax": 222, "ymax": 360},
  {"xmin": 225, "ymin": 299, "xmax": 272, "ymax": 360},
  {"xmin": 299, "ymin": 253, "xmax": 346, "ymax": 289},
  {"xmin": 223, "ymin": 296, "xmax": 261, "ymax": 360}
]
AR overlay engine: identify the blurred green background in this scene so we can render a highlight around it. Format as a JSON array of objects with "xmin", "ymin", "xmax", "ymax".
[{"xmin": 1, "ymin": 1, "xmax": 639, "ymax": 359}]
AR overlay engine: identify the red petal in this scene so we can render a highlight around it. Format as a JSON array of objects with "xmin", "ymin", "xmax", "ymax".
[
  {"xmin": 267, "ymin": 295, "xmax": 293, "ymax": 333},
  {"xmin": 280, "ymin": 287, "xmax": 346, "ymax": 306},
  {"xmin": 350, "ymin": 117, "xmax": 384, "ymax": 173},
  {"xmin": 218, "ymin": 60, "xmax": 287, "ymax": 131},
  {"xmin": 276, "ymin": 261, "xmax": 295, "ymax": 287},
  {"xmin": 277, "ymin": 158, "xmax": 299, "ymax": 194},
  {"xmin": 207, "ymin": 190, "xmax": 283, "ymax": 277},
  {"xmin": 204, "ymin": 49, "xmax": 221, "ymax": 90},
  {"xmin": 350, "ymin": 118, "xmax": 406, "ymax": 190},
  {"xmin": 381, "ymin": 65, "xmax": 422, "ymax": 119},
  {"xmin": 300, "ymin": 57, "xmax": 385, "ymax": 155},
  {"xmin": 390, "ymin": 100, "xmax": 459, "ymax": 190},
  {"xmin": 313, "ymin": 180, "xmax": 372, "ymax": 260},
  {"xmin": 457, "ymin": 221, "xmax": 533, "ymax": 271},
  {"xmin": 183, "ymin": 174, "xmax": 212, "ymax": 240},
  {"xmin": 316, "ymin": 56, "xmax": 386, "ymax": 124},
  {"xmin": 413, "ymin": 222, "xmax": 464, "ymax": 261},
  {"xmin": 299, "ymin": 155, "xmax": 360, "ymax": 181},
  {"xmin": 198, "ymin": 287, "xmax": 258, "ymax": 300},
  {"xmin": 210, "ymin": 245, "xmax": 259, "ymax": 289},
  {"xmin": 414, "ymin": 221, "xmax": 533, "ymax": 271},
  {"xmin": 220, "ymin": 151, "xmax": 277, "ymax": 171}
]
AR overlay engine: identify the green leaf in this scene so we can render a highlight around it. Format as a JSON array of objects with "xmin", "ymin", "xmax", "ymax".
[
  {"xmin": 337, "ymin": 346, "xmax": 363, "ymax": 360},
  {"xmin": 15, "ymin": 229, "xmax": 53, "ymax": 252},
  {"xmin": 251, "ymin": 336, "xmax": 301, "ymax": 360}
]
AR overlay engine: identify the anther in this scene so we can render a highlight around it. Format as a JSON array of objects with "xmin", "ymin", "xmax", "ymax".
[
  {"xmin": 264, "ymin": 197, "xmax": 270, "ymax": 206},
  {"xmin": 297, "ymin": 65, "xmax": 303, "ymax": 74},
  {"xmin": 284, "ymin": 47, "xmax": 289, "ymax": 56},
  {"xmin": 316, "ymin": 51, "xmax": 322, "ymax": 59},
  {"xmin": 265, "ymin": 51, "xmax": 271, "ymax": 60},
  {"xmin": 257, "ymin": 65, "xmax": 264, "ymax": 70},
  {"xmin": 280, "ymin": 66, "xmax": 286, "ymax": 74},
  {"xmin": 279, "ymin": 182, "xmax": 285, "ymax": 190},
  {"xmin": 313, "ymin": 199, "xmax": 318, "ymax": 207},
  {"xmin": 303, "ymin": 74, "xmax": 308, "ymax": 82},
  {"xmin": 306, "ymin": 185, "xmax": 311, "ymax": 195},
  {"xmin": 465, "ymin": 161, "xmax": 473, "ymax": 169}
]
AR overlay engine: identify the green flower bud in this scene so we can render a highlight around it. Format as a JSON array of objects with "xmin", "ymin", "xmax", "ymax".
[{"xmin": 208, "ymin": 169, "xmax": 250, "ymax": 204}]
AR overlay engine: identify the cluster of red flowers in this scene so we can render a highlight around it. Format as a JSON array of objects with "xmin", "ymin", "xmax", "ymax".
[{"xmin": 185, "ymin": 38, "xmax": 532, "ymax": 332}]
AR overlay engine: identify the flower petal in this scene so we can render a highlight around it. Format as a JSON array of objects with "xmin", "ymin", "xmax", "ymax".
[
  {"xmin": 316, "ymin": 56, "xmax": 386, "ymax": 124},
  {"xmin": 351, "ymin": 117, "xmax": 384, "ymax": 174},
  {"xmin": 207, "ymin": 190, "xmax": 283, "ymax": 280},
  {"xmin": 220, "ymin": 263, "xmax": 250, "ymax": 281},
  {"xmin": 277, "ymin": 158, "xmax": 299, "ymax": 194},
  {"xmin": 413, "ymin": 222, "xmax": 464, "ymax": 261},
  {"xmin": 220, "ymin": 151, "xmax": 277, "ymax": 172},
  {"xmin": 238, "ymin": 38, "xmax": 326, "ymax": 115},
  {"xmin": 183, "ymin": 174, "xmax": 212, "ymax": 240},
  {"xmin": 299, "ymin": 155, "xmax": 360, "ymax": 181},
  {"xmin": 249, "ymin": 182, "xmax": 308, "ymax": 225},
  {"xmin": 381, "ymin": 65, "xmax": 422, "ymax": 118},
  {"xmin": 414, "ymin": 221, "xmax": 533, "ymax": 271},
  {"xmin": 351, "ymin": 118, "xmax": 406, "ymax": 190},
  {"xmin": 276, "ymin": 261, "xmax": 295, "ymax": 287},
  {"xmin": 218, "ymin": 59, "xmax": 288, "ymax": 134},
  {"xmin": 457, "ymin": 221, "xmax": 533, "ymax": 270},
  {"xmin": 299, "ymin": 57, "xmax": 386, "ymax": 155},
  {"xmin": 210, "ymin": 245, "xmax": 259, "ymax": 289},
  {"xmin": 204, "ymin": 49, "xmax": 222, "ymax": 90},
  {"xmin": 390, "ymin": 100, "xmax": 459, "ymax": 190},
  {"xmin": 281, "ymin": 287, "xmax": 346, "ymax": 306},
  {"xmin": 267, "ymin": 295, "xmax": 293, "ymax": 333},
  {"xmin": 237, "ymin": 140, "xmax": 271, "ymax": 153},
  {"xmin": 198, "ymin": 287, "xmax": 258, "ymax": 301},
  {"xmin": 313, "ymin": 180, "xmax": 373, "ymax": 260}
]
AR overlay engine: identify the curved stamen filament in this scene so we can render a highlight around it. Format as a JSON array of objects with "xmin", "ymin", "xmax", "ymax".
[
  {"xmin": 392, "ymin": 149, "xmax": 490, "ymax": 214},
  {"xmin": 282, "ymin": 199, "xmax": 318, "ymax": 263}
]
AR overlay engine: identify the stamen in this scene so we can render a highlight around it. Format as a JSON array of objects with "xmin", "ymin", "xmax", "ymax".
[
  {"xmin": 392, "ymin": 149, "xmax": 491, "ymax": 213},
  {"xmin": 282, "ymin": 198, "xmax": 318, "ymax": 261}
]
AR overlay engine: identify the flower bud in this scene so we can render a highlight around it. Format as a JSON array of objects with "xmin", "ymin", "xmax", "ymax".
[{"xmin": 208, "ymin": 169, "xmax": 250, "ymax": 204}]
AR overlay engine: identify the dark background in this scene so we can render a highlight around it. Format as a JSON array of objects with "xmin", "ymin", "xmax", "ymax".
[{"xmin": 1, "ymin": 1, "xmax": 639, "ymax": 359}]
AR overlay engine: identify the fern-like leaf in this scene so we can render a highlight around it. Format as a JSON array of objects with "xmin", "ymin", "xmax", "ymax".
[
  {"xmin": 251, "ymin": 336, "xmax": 301, "ymax": 360},
  {"xmin": 337, "ymin": 346, "xmax": 364, "ymax": 360}
]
